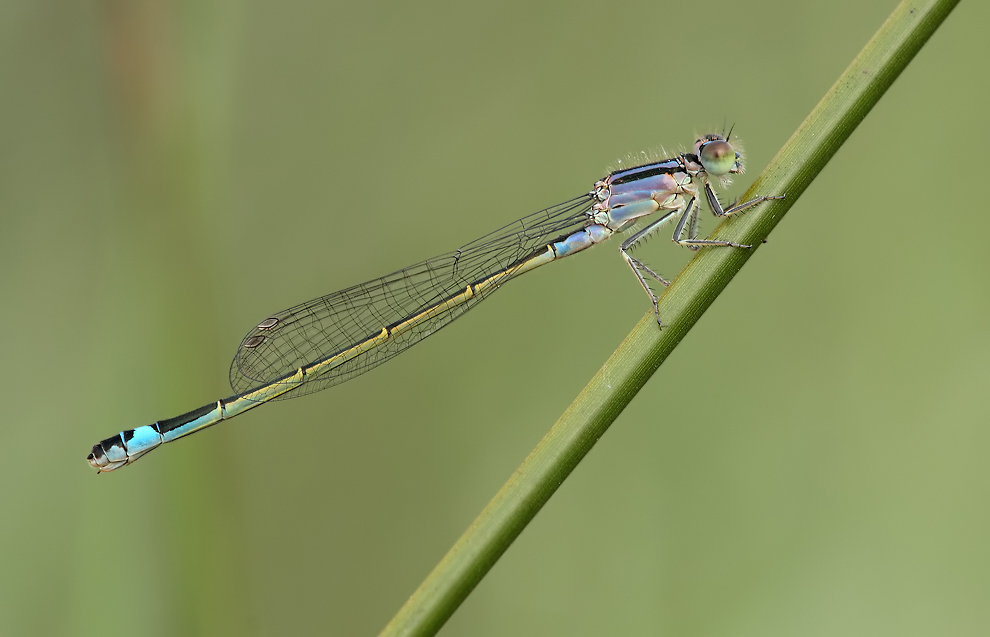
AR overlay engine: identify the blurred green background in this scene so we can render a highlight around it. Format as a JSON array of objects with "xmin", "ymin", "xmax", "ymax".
[{"xmin": 1, "ymin": 1, "xmax": 985, "ymax": 635}]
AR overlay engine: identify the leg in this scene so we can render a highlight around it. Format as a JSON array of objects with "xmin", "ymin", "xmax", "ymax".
[
  {"xmin": 688, "ymin": 198, "xmax": 699, "ymax": 240},
  {"xmin": 686, "ymin": 194, "xmax": 702, "ymax": 251},
  {"xmin": 671, "ymin": 197, "xmax": 751, "ymax": 249},
  {"xmin": 620, "ymin": 210, "xmax": 679, "ymax": 325},
  {"xmin": 704, "ymin": 180, "xmax": 785, "ymax": 218}
]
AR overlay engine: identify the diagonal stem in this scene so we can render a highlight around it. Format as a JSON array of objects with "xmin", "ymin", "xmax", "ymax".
[{"xmin": 380, "ymin": 1, "xmax": 961, "ymax": 634}]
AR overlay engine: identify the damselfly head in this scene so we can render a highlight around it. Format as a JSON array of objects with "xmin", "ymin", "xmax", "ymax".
[{"xmin": 695, "ymin": 133, "xmax": 744, "ymax": 177}]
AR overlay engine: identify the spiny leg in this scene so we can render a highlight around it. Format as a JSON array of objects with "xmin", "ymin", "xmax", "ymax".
[
  {"xmin": 704, "ymin": 180, "xmax": 785, "ymax": 218},
  {"xmin": 620, "ymin": 210, "xmax": 679, "ymax": 325},
  {"xmin": 672, "ymin": 197, "xmax": 751, "ymax": 249},
  {"xmin": 686, "ymin": 194, "xmax": 702, "ymax": 251}
]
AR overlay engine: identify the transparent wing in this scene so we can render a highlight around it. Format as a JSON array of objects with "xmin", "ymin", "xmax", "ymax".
[{"xmin": 230, "ymin": 194, "xmax": 595, "ymax": 399}]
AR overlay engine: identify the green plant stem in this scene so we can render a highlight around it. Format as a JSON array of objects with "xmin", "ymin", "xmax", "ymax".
[{"xmin": 380, "ymin": 1, "xmax": 960, "ymax": 635}]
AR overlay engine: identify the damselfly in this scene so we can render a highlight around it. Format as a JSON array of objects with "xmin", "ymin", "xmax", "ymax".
[{"xmin": 87, "ymin": 131, "xmax": 783, "ymax": 472}]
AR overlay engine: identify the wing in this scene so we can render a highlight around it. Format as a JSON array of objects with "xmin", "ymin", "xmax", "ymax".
[{"xmin": 229, "ymin": 194, "xmax": 594, "ymax": 399}]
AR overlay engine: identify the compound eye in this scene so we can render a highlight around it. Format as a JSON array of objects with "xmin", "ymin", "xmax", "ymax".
[{"xmin": 699, "ymin": 140, "xmax": 737, "ymax": 176}]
